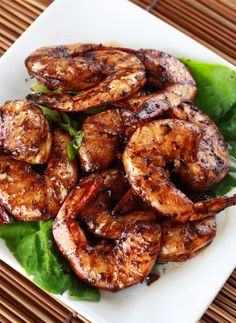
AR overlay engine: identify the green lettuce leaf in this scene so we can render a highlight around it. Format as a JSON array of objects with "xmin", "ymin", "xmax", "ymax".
[
  {"xmin": 218, "ymin": 104, "xmax": 236, "ymax": 140},
  {"xmin": 31, "ymin": 82, "xmax": 79, "ymax": 95},
  {"xmin": 0, "ymin": 220, "xmax": 100, "ymax": 301},
  {"xmin": 181, "ymin": 59, "xmax": 236, "ymax": 120},
  {"xmin": 209, "ymin": 155, "xmax": 236, "ymax": 197},
  {"xmin": 183, "ymin": 59, "xmax": 236, "ymax": 197},
  {"xmin": 39, "ymin": 106, "xmax": 84, "ymax": 160},
  {"xmin": 69, "ymin": 276, "xmax": 100, "ymax": 301}
]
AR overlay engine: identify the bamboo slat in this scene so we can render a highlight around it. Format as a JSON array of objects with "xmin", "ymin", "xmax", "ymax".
[
  {"xmin": 152, "ymin": 0, "xmax": 235, "ymax": 60},
  {"xmin": 0, "ymin": 261, "xmax": 84, "ymax": 323},
  {"xmin": 132, "ymin": 0, "xmax": 236, "ymax": 64},
  {"xmin": 2, "ymin": 0, "xmax": 40, "ymax": 20},
  {"xmin": 14, "ymin": 0, "xmax": 42, "ymax": 16},
  {"xmin": 219, "ymin": 0, "xmax": 236, "ymax": 10},
  {"xmin": 0, "ymin": 1, "xmax": 37, "ymax": 23},
  {"xmin": 198, "ymin": 0, "xmax": 236, "ymax": 24},
  {"xmin": 0, "ymin": 0, "xmax": 236, "ymax": 322}
]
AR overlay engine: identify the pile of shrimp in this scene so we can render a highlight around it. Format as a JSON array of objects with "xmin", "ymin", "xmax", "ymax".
[{"xmin": 1, "ymin": 43, "xmax": 236, "ymax": 292}]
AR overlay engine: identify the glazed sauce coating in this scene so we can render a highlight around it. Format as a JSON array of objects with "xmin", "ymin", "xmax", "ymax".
[
  {"xmin": 0, "ymin": 100, "xmax": 52, "ymax": 164},
  {"xmin": 53, "ymin": 176, "xmax": 161, "ymax": 291}
]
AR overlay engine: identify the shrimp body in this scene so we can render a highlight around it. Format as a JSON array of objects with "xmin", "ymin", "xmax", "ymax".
[
  {"xmin": 27, "ymin": 69, "xmax": 145, "ymax": 112},
  {"xmin": 0, "ymin": 129, "xmax": 78, "ymax": 221},
  {"xmin": 114, "ymin": 49, "xmax": 197, "ymax": 131},
  {"xmin": 122, "ymin": 102, "xmax": 230, "ymax": 190},
  {"xmin": 169, "ymin": 103, "xmax": 229, "ymax": 190},
  {"xmin": 0, "ymin": 100, "xmax": 51, "ymax": 164},
  {"xmin": 26, "ymin": 46, "xmax": 146, "ymax": 111},
  {"xmin": 76, "ymin": 50, "xmax": 197, "ymax": 172},
  {"xmin": 25, "ymin": 43, "xmax": 136, "ymax": 91},
  {"xmin": 113, "ymin": 48, "xmax": 197, "ymax": 120},
  {"xmin": 115, "ymin": 84, "xmax": 196, "ymax": 123},
  {"xmin": 79, "ymin": 110, "xmax": 123, "ymax": 172},
  {"xmin": 123, "ymin": 119, "xmax": 236, "ymax": 222},
  {"xmin": 25, "ymin": 44, "xmax": 104, "ymax": 91},
  {"xmin": 78, "ymin": 87, "xmax": 196, "ymax": 173},
  {"xmin": 45, "ymin": 129, "xmax": 79, "ymax": 216},
  {"xmin": 0, "ymin": 156, "xmax": 47, "ymax": 221},
  {"xmin": 159, "ymin": 217, "xmax": 216, "ymax": 261},
  {"xmin": 61, "ymin": 170, "xmax": 216, "ymax": 262},
  {"xmin": 78, "ymin": 169, "xmax": 156, "ymax": 239},
  {"xmin": 53, "ymin": 177, "xmax": 161, "ymax": 291},
  {"xmin": 137, "ymin": 49, "xmax": 196, "ymax": 90}
]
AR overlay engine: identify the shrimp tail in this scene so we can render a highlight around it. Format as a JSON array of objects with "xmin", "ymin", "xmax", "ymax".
[{"xmin": 191, "ymin": 194, "xmax": 236, "ymax": 221}]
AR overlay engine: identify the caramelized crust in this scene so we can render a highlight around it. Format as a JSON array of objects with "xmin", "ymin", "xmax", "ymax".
[
  {"xmin": 0, "ymin": 129, "xmax": 78, "ymax": 221},
  {"xmin": 123, "ymin": 119, "xmax": 235, "ymax": 222},
  {"xmin": 53, "ymin": 177, "xmax": 161, "ymax": 291},
  {"xmin": 0, "ymin": 100, "xmax": 52, "ymax": 164},
  {"xmin": 159, "ymin": 217, "xmax": 216, "ymax": 261}
]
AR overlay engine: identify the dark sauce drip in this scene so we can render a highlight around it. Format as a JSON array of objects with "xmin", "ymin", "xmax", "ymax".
[{"xmin": 146, "ymin": 273, "xmax": 160, "ymax": 286}]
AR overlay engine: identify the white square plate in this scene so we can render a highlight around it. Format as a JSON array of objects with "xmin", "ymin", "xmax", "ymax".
[{"xmin": 0, "ymin": 1, "xmax": 235, "ymax": 322}]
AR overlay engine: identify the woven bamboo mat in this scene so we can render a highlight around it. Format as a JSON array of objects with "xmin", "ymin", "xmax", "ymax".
[{"xmin": 0, "ymin": 0, "xmax": 235, "ymax": 322}]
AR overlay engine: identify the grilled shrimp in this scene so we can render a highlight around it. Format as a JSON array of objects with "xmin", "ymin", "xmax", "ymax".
[
  {"xmin": 78, "ymin": 87, "xmax": 195, "ymax": 173},
  {"xmin": 114, "ymin": 49, "xmax": 197, "ymax": 126},
  {"xmin": 0, "ymin": 129, "xmax": 78, "ymax": 221},
  {"xmin": 0, "ymin": 100, "xmax": 51, "ymax": 164},
  {"xmin": 137, "ymin": 49, "xmax": 196, "ymax": 89},
  {"xmin": 159, "ymin": 217, "xmax": 216, "ymax": 261},
  {"xmin": 123, "ymin": 119, "xmax": 236, "ymax": 222},
  {"xmin": 53, "ymin": 176, "xmax": 161, "ymax": 291},
  {"xmin": 122, "ymin": 102, "xmax": 230, "ymax": 189},
  {"xmin": 25, "ymin": 43, "xmax": 136, "ymax": 91},
  {"xmin": 169, "ymin": 103, "xmax": 229, "ymax": 190},
  {"xmin": 44, "ymin": 129, "xmax": 78, "ymax": 215},
  {"xmin": 79, "ymin": 109, "xmax": 123, "ymax": 172},
  {"xmin": 78, "ymin": 50, "xmax": 197, "ymax": 172},
  {"xmin": 25, "ymin": 43, "xmax": 104, "ymax": 91},
  {"xmin": 26, "ymin": 47, "xmax": 146, "ymax": 111},
  {"xmin": 76, "ymin": 170, "xmax": 216, "ymax": 261},
  {"xmin": 78, "ymin": 169, "xmax": 156, "ymax": 239},
  {"xmin": 0, "ymin": 156, "xmax": 49, "ymax": 221},
  {"xmin": 114, "ymin": 84, "xmax": 195, "ymax": 123},
  {"xmin": 113, "ymin": 47, "xmax": 197, "ymax": 115}
]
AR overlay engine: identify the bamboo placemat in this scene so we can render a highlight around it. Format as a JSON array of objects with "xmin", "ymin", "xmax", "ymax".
[{"xmin": 0, "ymin": 0, "xmax": 236, "ymax": 322}]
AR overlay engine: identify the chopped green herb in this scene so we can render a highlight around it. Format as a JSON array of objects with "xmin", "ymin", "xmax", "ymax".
[{"xmin": 67, "ymin": 131, "xmax": 84, "ymax": 160}]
